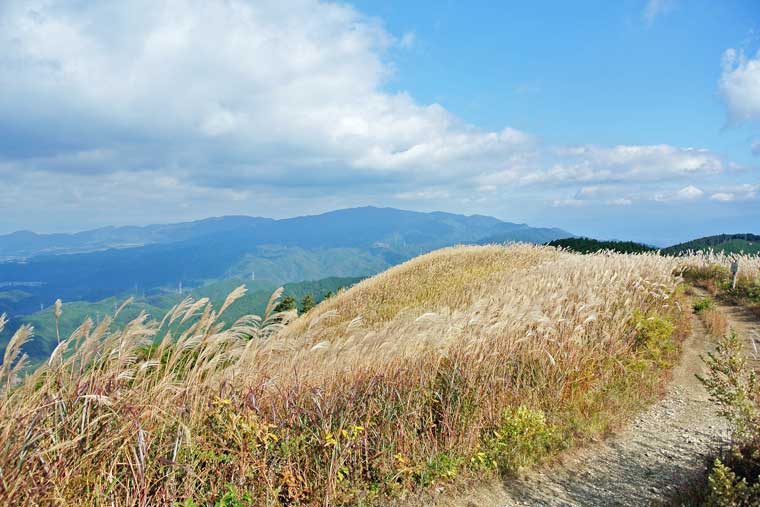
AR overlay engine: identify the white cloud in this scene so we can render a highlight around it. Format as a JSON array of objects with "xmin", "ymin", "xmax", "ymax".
[
  {"xmin": 0, "ymin": 0, "xmax": 745, "ymax": 228},
  {"xmin": 709, "ymin": 184, "xmax": 759, "ymax": 202},
  {"xmin": 710, "ymin": 192, "xmax": 735, "ymax": 202},
  {"xmin": 551, "ymin": 185, "xmax": 636, "ymax": 207},
  {"xmin": 676, "ymin": 185, "xmax": 704, "ymax": 200},
  {"xmin": 607, "ymin": 198, "xmax": 633, "ymax": 206},
  {"xmin": 0, "ymin": 0, "xmax": 537, "ymax": 181},
  {"xmin": 552, "ymin": 199, "xmax": 588, "ymax": 208},
  {"xmin": 395, "ymin": 189, "xmax": 450, "ymax": 200},
  {"xmin": 654, "ymin": 185, "xmax": 704, "ymax": 202},
  {"xmin": 719, "ymin": 48, "xmax": 760, "ymax": 123},
  {"xmin": 476, "ymin": 144, "xmax": 726, "ymax": 189}
]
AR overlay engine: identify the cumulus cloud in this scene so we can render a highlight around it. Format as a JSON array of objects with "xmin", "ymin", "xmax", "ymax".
[
  {"xmin": 710, "ymin": 192, "xmax": 735, "ymax": 202},
  {"xmin": 0, "ymin": 0, "xmax": 744, "ymax": 229},
  {"xmin": 0, "ymin": 0, "xmax": 537, "ymax": 180},
  {"xmin": 654, "ymin": 185, "xmax": 704, "ymax": 202},
  {"xmin": 708, "ymin": 184, "xmax": 759, "ymax": 203},
  {"xmin": 476, "ymin": 144, "xmax": 726, "ymax": 190},
  {"xmin": 551, "ymin": 185, "xmax": 636, "ymax": 208},
  {"xmin": 719, "ymin": 48, "xmax": 760, "ymax": 123}
]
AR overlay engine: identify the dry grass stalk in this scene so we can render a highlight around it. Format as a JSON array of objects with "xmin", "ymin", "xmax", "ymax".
[{"xmin": 0, "ymin": 245, "xmax": 702, "ymax": 505}]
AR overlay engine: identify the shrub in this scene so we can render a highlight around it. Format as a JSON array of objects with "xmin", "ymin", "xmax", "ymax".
[
  {"xmin": 699, "ymin": 331, "xmax": 758, "ymax": 440},
  {"xmin": 729, "ymin": 276, "xmax": 760, "ymax": 305},
  {"xmin": 699, "ymin": 331, "xmax": 760, "ymax": 505},
  {"xmin": 481, "ymin": 406, "xmax": 558, "ymax": 473},
  {"xmin": 633, "ymin": 312, "xmax": 676, "ymax": 368},
  {"xmin": 694, "ymin": 297, "xmax": 715, "ymax": 313},
  {"xmin": 706, "ymin": 458, "xmax": 760, "ymax": 506}
]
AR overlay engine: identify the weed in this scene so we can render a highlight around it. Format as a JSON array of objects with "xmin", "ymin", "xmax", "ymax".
[
  {"xmin": 482, "ymin": 406, "xmax": 558, "ymax": 473},
  {"xmin": 694, "ymin": 297, "xmax": 715, "ymax": 313}
]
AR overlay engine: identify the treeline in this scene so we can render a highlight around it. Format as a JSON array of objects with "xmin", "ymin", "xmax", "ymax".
[
  {"xmin": 276, "ymin": 276, "xmax": 364, "ymax": 315},
  {"xmin": 662, "ymin": 234, "xmax": 760, "ymax": 255},
  {"xmin": 547, "ymin": 237, "xmax": 656, "ymax": 254}
]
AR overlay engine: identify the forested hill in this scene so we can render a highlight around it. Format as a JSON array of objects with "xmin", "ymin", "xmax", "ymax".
[
  {"xmin": 547, "ymin": 237, "xmax": 656, "ymax": 254},
  {"xmin": 662, "ymin": 234, "xmax": 760, "ymax": 255}
]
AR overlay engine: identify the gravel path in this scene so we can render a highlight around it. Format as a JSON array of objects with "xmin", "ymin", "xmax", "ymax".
[{"xmin": 435, "ymin": 304, "xmax": 747, "ymax": 507}]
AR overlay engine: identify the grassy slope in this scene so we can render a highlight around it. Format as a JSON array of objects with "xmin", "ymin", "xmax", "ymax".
[
  {"xmin": 0, "ymin": 245, "xmax": 690, "ymax": 506},
  {"xmin": 0, "ymin": 276, "xmax": 363, "ymax": 364},
  {"xmin": 286, "ymin": 245, "xmax": 558, "ymax": 337}
]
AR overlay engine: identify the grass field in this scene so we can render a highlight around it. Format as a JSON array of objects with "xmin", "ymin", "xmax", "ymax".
[
  {"xmin": 0, "ymin": 276, "xmax": 363, "ymax": 365},
  {"xmin": 0, "ymin": 244, "xmax": 694, "ymax": 505}
]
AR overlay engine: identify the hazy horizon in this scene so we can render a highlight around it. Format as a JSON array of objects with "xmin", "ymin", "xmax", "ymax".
[{"xmin": 1, "ymin": 205, "xmax": 757, "ymax": 247}]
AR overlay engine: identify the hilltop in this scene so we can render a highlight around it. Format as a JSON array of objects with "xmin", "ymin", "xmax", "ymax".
[{"xmin": 0, "ymin": 244, "xmax": 691, "ymax": 505}]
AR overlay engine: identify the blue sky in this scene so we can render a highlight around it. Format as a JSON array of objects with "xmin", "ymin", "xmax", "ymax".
[{"xmin": 0, "ymin": 0, "xmax": 759, "ymax": 244}]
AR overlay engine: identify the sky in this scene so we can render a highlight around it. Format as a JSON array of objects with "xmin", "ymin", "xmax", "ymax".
[{"xmin": 0, "ymin": 0, "xmax": 759, "ymax": 245}]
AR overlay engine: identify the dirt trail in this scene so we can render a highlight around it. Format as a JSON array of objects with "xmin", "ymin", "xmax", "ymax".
[{"xmin": 440, "ymin": 304, "xmax": 748, "ymax": 507}]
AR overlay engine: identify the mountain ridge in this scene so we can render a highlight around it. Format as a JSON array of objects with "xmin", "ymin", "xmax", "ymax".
[
  {"xmin": 0, "ymin": 207, "xmax": 571, "ymax": 318},
  {"xmin": 0, "ymin": 207, "xmax": 561, "ymax": 259}
]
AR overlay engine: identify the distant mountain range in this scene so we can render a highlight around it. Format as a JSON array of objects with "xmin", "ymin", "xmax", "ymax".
[
  {"xmin": 0, "ymin": 207, "xmax": 572, "ymax": 318},
  {"xmin": 0, "ymin": 208, "xmax": 568, "ymax": 260},
  {"xmin": 0, "ymin": 216, "xmax": 266, "ymax": 260}
]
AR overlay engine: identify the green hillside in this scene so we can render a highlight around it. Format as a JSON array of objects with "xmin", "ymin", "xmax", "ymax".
[
  {"xmin": 662, "ymin": 233, "xmax": 760, "ymax": 255},
  {"xmin": 547, "ymin": 237, "xmax": 656, "ymax": 254}
]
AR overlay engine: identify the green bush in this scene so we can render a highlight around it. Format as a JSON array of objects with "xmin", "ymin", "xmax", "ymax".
[
  {"xmin": 730, "ymin": 277, "xmax": 760, "ymax": 304},
  {"xmin": 706, "ymin": 458, "xmax": 760, "ymax": 506},
  {"xmin": 699, "ymin": 331, "xmax": 758, "ymax": 440},
  {"xmin": 633, "ymin": 312, "xmax": 676, "ymax": 367},
  {"xmin": 694, "ymin": 297, "xmax": 715, "ymax": 313},
  {"xmin": 215, "ymin": 486, "xmax": 255, "ymax": 507},
  {"xmin": 699, "ymin": 331, "xmax": 760, "ymax": 506},
  {"xmin": 481, "ymin": 406, "xmax": 558, "ymax": 473},
  {"xmin": 415, "ymin": 453, "xmax": 464, "ymax": 487}
]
